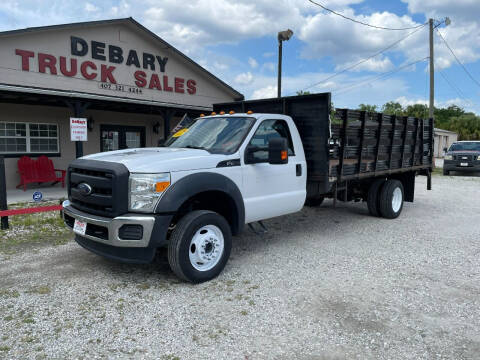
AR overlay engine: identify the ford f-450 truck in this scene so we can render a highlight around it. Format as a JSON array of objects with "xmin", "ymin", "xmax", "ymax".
[{"xmin": 63, "ymin": 93, "xmax": 433, "ymax": 283}]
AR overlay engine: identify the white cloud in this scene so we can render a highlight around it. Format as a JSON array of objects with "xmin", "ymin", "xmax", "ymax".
[
  {"xmin": 262, "ymin": 62, "xmax": 276, "ymax": 72},
  {"xmin": 84, "ymin": 2, "xmax": 99, "ymax": 12},
  {"xmin": 235, "ymin": 72, "xmax": 254, "ymax": 85},
  {"xmin": 336, "ymin": 56, "xmax": 394, "ymax": 72},
  {"xmin": 248, "ymin": 57, "xmax": 258, "ymax": 68},
  {"xmin": 109, "ymin": 0, "xmax": 130, "ymax": 17},
  {"xmin": 252, "ymin": 85, "xmax": 277, "ymax": 99},
  {"xmin": 263, "ymin": 52, "xmax": 275, "ymax": 58},
  {"xmin": 213, "ymin": 61, "xmax": 229, "ymax": 71}
]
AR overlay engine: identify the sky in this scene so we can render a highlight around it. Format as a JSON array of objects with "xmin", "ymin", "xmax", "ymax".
[{"xmin": 1, "ymin": 0, "xmax": 480, "ymax": 114}]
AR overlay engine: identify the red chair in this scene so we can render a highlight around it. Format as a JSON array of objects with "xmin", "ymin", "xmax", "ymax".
[
  {"xmin": 36, "ymin": 156, "xmax": 66, "ymax": 188},
  {"xmin": 16, "ymin": 156, "xmax": 66, "ymax": 191},
  {"xmin": 17, "ymin": 156, "xmax": 38, "ymax": 191}
]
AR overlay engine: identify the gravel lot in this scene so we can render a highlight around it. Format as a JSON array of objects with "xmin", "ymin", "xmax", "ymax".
[{"xmin": 1, "ymin": 174, "xmax": 479, "ymax": 359}]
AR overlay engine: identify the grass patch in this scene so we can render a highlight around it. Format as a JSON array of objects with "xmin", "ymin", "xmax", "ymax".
[
  {"xmin": 0, "ymin": 346, "xmax": 10, "ymax": 352},
  {"xmin": 0, "ymin": 289, "xmax": 20, "ymax": 298},
  {"xmin": 0, "ymin": 201, "xmax": 72, "ymax": 254},
  {"xmin": 432, "ymin": 167, "xmax": 443, "ymax": 176},
  {"xmin": 26, "ymin": 285, "xmax": 51, "ymax": 295}
]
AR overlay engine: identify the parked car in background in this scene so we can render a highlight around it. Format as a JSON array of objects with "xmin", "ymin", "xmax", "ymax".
[{"xmin": 443, "ymin": 141, "xmax": 480, "ymax": 175}]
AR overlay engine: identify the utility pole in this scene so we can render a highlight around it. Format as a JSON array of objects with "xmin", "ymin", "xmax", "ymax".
[{"xmin": 429, "ymin": 18, "xmax": 434, "ymax": 120}]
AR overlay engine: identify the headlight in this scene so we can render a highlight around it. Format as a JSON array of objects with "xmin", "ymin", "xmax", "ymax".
[
  {"xmin": 129, "ymin": 173, "xmax": 170, "ymax": 212},
  {"xmin": 477, "ymin": 155, "xmax": 480, "ymax": 161},
  {"xmin": 444, "ymin": 155, "xmax": 453, "ymax": 160}
]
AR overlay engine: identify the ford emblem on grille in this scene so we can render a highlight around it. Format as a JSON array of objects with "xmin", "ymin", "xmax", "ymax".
[{"xmin": 77, "ymin": 183, "xmax": 93, "ymax": 196}]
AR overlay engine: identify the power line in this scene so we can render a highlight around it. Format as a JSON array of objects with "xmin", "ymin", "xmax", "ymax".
[
  {"xmin": 436, "ymin": 28, "xmax": 480, "ymax": 88},
  {"xmin": 333, "ymin": 57, "xmax": 429, "ymax": 96},
  {"xmin": 299, "ymin": 23, "xmax": 427, "ymax": 93},
  {"xmin": 438, "ymin": 69, "xmax": 477, "ymax": 107},
  {"xmin": 307, "ymin": 0, "xmax": 427, "ymax": 31}
]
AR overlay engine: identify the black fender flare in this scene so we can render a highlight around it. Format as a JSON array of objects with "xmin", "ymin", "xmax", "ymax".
[{"xmin": 155, "ymin": 172, "xmax": 245, "ymax": 235}]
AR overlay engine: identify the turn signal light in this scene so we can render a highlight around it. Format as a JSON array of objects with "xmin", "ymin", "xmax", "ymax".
[
  {"xmin": 155, "ymin": 181, "xmax": 170, "ymax": 192},
  {"xmin": 281, "ymin": 150, "xmax": 288, "ymax": 160},
  {"xmin": 219, "ymin": 111, "xmax": 225, "ymax": 115},
  {"xmin": 211, "ymin": 112, "xmax": 217, "ymax": 115},
  {"xmin": 200, "ymin": 113, "xmax": 205, "ymax": 117},
  {"xmin": 247, "ymin": 110, "xmax": 253, "ymax": 114},
  {"xmin": 229, "ymin": 110, "xmax": 235, "ymax": 114}
]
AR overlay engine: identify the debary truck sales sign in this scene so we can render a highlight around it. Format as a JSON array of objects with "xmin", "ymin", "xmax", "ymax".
[{"xmin": 15, "ymin": 36, "xmax": 197, "ymax": 96}]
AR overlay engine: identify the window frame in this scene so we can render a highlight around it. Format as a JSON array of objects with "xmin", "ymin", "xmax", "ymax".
[
  {"xmin": 0, "ymin": 122, "xmax": 61, "ymax": 157},
  {"xmin": 245, "ymin": 119, "xmax": 295, "ymax": 163}
]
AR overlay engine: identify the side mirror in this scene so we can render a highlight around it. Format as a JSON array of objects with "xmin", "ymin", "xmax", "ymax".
[
  {"xmin": 443, "ymin": 147, "xmax": 448, "ymax": 152},
  {"xmin": 268, "ymin": 137, "xmax": 288, "ymax": 164}
]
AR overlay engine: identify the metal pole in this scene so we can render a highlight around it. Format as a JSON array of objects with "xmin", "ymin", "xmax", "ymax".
[
  {"xmin": 429, "ymin": 18, "xmax": 434, "ymax": 119},
  {"xmin": 277, "ymin": 40, "xmax": 282, "ymax": 98},
  {"xmin": 0, "ymin": 156, "xmax": 8, "ymax": 230},
  {"xmin": 74, "ymin": 101, "xmax": 84, "ymax": 158}
]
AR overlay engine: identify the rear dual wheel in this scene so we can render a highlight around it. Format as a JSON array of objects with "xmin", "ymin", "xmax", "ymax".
[{"xmin": 367, "ymin": 179, "xmax": 404, "ymax": 219}]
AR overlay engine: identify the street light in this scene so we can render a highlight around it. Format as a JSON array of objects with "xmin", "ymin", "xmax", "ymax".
[{"xmin": 277, "ymin": 29, "xmax": 293, "ymax": 98}]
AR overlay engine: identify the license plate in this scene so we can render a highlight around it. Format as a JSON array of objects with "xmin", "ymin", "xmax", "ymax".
[
  {"xmin": 73, "ymin": 219, "xmax": 87, "ymax": 235},
  {"xmin": 460, "ymin": 162, "xmax": 469, "ymax": 167}
]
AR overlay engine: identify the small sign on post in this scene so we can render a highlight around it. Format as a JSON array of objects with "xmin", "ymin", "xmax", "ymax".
[{"xmin": 70, "ymin": 117, "xmax": 88, "ymax": 142}]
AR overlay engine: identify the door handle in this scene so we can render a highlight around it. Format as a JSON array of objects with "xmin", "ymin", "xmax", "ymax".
[{"xmin": 296, "ymin": 164, "xmax": 302, "ymax": 176}]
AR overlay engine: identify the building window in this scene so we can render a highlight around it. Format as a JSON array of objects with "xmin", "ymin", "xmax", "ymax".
[{"xmin": 0, "ymin": 122, "xmax": 59, "ymax": 155}]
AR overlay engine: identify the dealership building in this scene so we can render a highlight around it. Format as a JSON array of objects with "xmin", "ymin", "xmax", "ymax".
[{"xmin": 0, "ymin": 18, "xmax": 243, "ymax": 190}]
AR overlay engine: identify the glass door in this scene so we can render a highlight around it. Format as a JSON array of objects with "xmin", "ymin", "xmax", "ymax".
[{"xmin": 100, "ymin": 125, "xmax": 145, "ymax": 152}]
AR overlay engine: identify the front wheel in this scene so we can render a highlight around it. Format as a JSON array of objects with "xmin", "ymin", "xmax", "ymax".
[
  {"xmin": 168, "ymin": 210, "xmax": 232, "ymax": 283},
  {"xmin": 443, "ymin": 169, "xmax": 449, "ymax": 176},
  {"xmin": 379, "ymin": 180, "xmax": 404, "ymax": 219}
]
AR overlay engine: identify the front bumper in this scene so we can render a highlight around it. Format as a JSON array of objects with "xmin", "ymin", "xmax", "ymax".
[
  {"xmin": 62, "ymin": 200, "xmax": 172, "ymax": 263},
  {"xmin": 444, "ymin": 160, "xmax": 480, "ymax": 172}
]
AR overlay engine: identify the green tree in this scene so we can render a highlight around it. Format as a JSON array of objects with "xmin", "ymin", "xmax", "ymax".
[
  {"xmin": 404, "ymin": 104, "xmax": 428, "ymax": 119},
  {"xmin": 358, "ymin": 104, "xmax": 378, "ymax": 112},
  {"xmin": 434, "ymin": 105, "xmax": 465, "ymax": 129},
  {"xmin": 296, "ymin": 90, "xmax": 311, "ymax": 95},
  {"xmin": 446, "ymin": 114, "xmax": 480, "ymax": 140},
  {"xmin": 382, "ymin": 101, "xmax": 404, "ymax": 115}
]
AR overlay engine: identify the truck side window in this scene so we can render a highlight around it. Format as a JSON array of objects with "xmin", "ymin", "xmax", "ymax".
[{"xmin": 248, "ymin": 119, "xmax": 294, "ymax": 161}]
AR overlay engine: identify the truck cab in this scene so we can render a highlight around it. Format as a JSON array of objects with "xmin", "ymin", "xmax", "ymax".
[{"xmin": 63, "ymin": 113, "xmax": 307, "ymax": 282}]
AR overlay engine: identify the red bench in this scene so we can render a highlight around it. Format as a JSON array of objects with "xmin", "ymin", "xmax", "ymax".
[{"xmin": 16, "ymin": 155, "xmax": 66, "ymax": 191}]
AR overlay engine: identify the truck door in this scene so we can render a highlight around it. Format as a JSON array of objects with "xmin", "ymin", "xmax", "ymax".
[{"xmin": 242, "ymin": 119, "xmax": 306, "ymax": 223}]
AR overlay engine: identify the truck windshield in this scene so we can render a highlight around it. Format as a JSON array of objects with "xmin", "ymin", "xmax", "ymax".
[
  {"xmin": 449, "ymin": 142, "xmax": 480, "ymax": 151},
  {"xmin": 164, "ymin": 116, "xmax": 255, "ymax": 154}
]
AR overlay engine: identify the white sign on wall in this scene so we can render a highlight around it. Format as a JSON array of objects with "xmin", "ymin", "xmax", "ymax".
[{"xmin": 70, "ymin": 117, "xmax": 88, "ymax": 141}]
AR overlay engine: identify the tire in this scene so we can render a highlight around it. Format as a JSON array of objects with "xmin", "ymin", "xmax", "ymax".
[
  {"xmin": 305, "ymin": 196, "xmax": 324, "ymax": 207},
  {"xmin": 168, "ymin": 210, "xmax": 232, "ymax": 283},
  {"xmin": 443, "ymin": 169, "xmax": 449, "ymax": 176},
  {"xmin": 378, "ymin": 179, "xmax": 404, "ymax": 219},
  {"xmin": 367, "ymin": 179, "xmax": 385, "ymax": 217}
]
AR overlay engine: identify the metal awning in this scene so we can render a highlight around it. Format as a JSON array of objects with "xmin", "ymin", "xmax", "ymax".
[{"xmin": 0, "ymin": 83, "xmax": 211, "ymax": 113}]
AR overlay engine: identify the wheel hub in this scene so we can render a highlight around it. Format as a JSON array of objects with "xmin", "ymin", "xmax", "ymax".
[
  {"xmin": 392, "ymin": 187, "xmax": 402, "ymax": 213},
  {"xmin": 189, "ymin": 225, "xmax": 224, "ymax": 271}
]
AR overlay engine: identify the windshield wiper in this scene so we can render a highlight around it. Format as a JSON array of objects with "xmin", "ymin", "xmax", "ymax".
[{"xmin": 184, "ymin": 145, "xmax": 210, "ymax": 152}]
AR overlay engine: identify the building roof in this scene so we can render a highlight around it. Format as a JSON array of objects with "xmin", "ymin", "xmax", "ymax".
[
  {"xmin": 0, "ymin": 17, "xmax": 244, "ymax": 101},
  {"xmin": 434, "ymin": 128, "xmax": 457, "ymax": 135}
]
